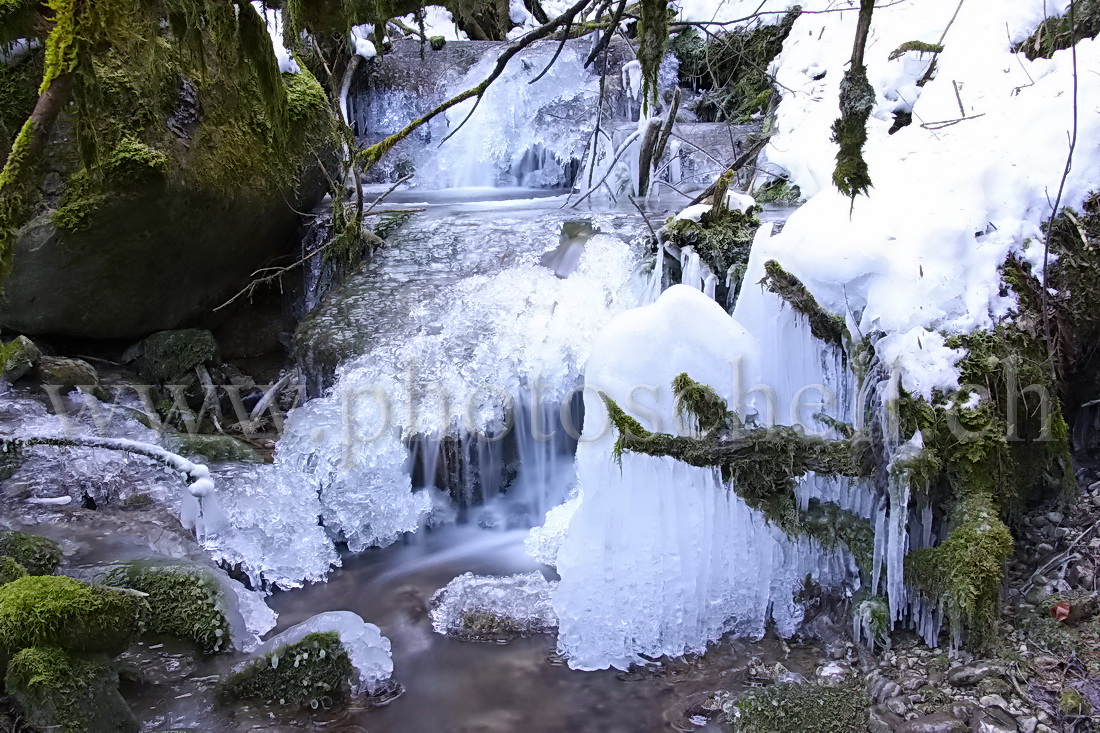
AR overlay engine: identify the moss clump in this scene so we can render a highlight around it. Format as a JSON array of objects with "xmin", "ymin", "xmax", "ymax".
[
  {"xmin": 0, "ymin": 48, "xmax": 41, "ymax": 161},
  {"xmin": 174, "ymin": 433, "xmax": 264, "ymax": 463},
  {"xmin": 5, "ymin": 646, "xmax": 137, "ymax": 733},
  {"xmin": 729, "ymin": 684, "xmax": 869, "ymax": 732},
  {"xmin": 672, "ymin": 8, "xmax": 801, "ymax": 122},
  {"xmin": 51, "ymin": 168, "xmax": 107, "ymax": 231},
  {"xmin": 1017, "ymin": 0, "xmax": 1100, "ymax": 60},
  {"xmin": 428, "ymin": 35, "xmax": 446, "ymax": 50},
  {"xmin": 0, "ymin": 556, "xmax": 27, "ymax": 585},
  {"xmin": 662, "ymin": 206, "xmax": 761, "ymax": 298},
  {"xmin": 103, "ymin": 135, "xmax": 169, "ymax": 179},
  {"xmin": 220, "ymin": 631, "xmax": 354, "ymax": 708},
  {"xmin": 755, "ymin": 178, "xmax": 801, "ymax": 205},
  {"xmin": 888, "ymin": 40, "xmax": 943, "ymax": 60},
  {"xmin": 831, "ymin": 63, "xmax": 874, "ymax": 201},
  {"xmin": 1060, "ymin": 687, "xmax": 1091, "ymax": 715},
  {"xmin": 0, "ymin": 575, "xmax": 144, "ymax": 655},
  {"xmin": 0, "ymin": 530, "xmax": 62, "ymax": 575},
  {"xmin": 125, "ymin": 328, "xmax": 220, "ymax": 383},
  {"xmin": 457, "ymin": 609, "xmax": 525, "ymax": 640},
  {"xmin": 101, "ymin": 561, "xmax": 232, "ymax": 653},
  {"xmin": 121, "ymin": 493, "xmax": 153, "ymax": 509},
  {"xmin": 760, "ymin": 259, "xmax": 848, "ymax": 347}
]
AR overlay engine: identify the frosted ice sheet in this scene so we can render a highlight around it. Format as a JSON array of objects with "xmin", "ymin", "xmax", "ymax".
[{"xmin": 429, "ymin": 571, "xmax": 558, "ymax": 639}]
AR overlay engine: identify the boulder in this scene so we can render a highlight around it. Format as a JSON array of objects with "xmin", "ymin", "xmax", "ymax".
[
  {"xmin": 5, "ymin": 646, "xmax": 138, "ymax": 733},
  {"xmin": 895, "ymin": 712, "xmax": 968, "ymax": 733},
  {"xmin": 0, "ymin": 575, "xmax": 143, "ymax": 655},
  {"xmin": 173, "ymin": 433, "xmax": 264, "ymax": 464},
  {"xmin": 220, "ymin": 630, "xmax": 355, "ymax": 708},
  {"xmin": 35, "ymin": 356, "xmax": 99, "ymax": 393},
  {"xmin": 123, "ymin": 329, "xmax": 219, "ymax": 384},
  {"xmin": 0, "ymin": 530, "xmax": 62, "ymax": 575},
  {"xmin": 1, "ymin": 335, "xmax": 40, "ymax": 381},
  {"xmin": 100, "ymin": 560, "xmax": 234, "ymax": 654}
]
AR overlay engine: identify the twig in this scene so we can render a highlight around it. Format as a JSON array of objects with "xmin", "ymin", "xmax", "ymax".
[{"xmin": 918, "ymin": 113, "xmax": 985, "ymax": 129}]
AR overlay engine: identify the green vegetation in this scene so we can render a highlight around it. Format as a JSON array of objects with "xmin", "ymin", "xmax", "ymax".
[
  {"xmin": 101, "ymin": 561, "xmax": 233, "ymax": 653},
  {"xmin": 0, "ymin": 575, "xmax": 144, "ymax": 655},
  {"xmin": 888, "ymin": 40, "xmax": 943, "ymax": 60},
  {"xmin": 662, "ymin": 206, "xmax": 761, "ymax": 298},
  {"xmin": 760, "ymin": 259, "xmax": 848, "ymax": 347},
  {"xmin": 754, "ymin": 178, "xmax": 801, "ymax": 205},
  {"xmin": 0, "ymin": 556, "xmax": 27, "ymax": 585},
  {"xmin": 5, "ymin": 646, "xmax": 137, "ymax": 733},
  {"xmin": 0, "ymin": 530, "xmax": 61, "ymax": 575},
  {"xmin": 729, "ymin": 683, "xmax": 869, "ymax": 732},
  {"xmin": 671, "ymin": 8, "xmax": 801, "ymax": 122},
  {"xmin": 831, "ymin": 65, "xmax": 874, "ymax": 200},
  {"xmin": 220, "ymin": 631, "xmax": 354, "ymax": 708},
  {"xmin": 1017, "ymin": 0, "xmax": 1100, "ymax": 60}
]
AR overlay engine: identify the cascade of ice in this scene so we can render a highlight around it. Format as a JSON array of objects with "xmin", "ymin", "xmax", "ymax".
[
  {"xmin": 210, "ymin": 228, "xmax": 650, "ymax": 588},
  {"xmin": 548, "ymin": 284, "xmax": 858, "ymax": 671},
  {"xmin": 349, "ymin": 41, "xmax": 604, "ymax": 189}
]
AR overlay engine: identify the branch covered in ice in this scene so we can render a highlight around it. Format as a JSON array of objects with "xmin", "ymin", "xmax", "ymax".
[
  {"xmin": 759, "ymin": 259, "xmax": 849, "ymax": 347},
  {"xmin": 1, "ymin": 434, "xmax": 216, "ymax": 537}
]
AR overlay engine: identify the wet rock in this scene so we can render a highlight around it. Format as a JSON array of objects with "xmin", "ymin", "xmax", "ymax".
[
  {"xmin": 5, "ymin": 646, "xmax": 138, "ymax": 733},
  {"xmin": 1017, "ymin": 717, "xmax": 1038, "ymax": 733},
  {"xmin": 868, "ymin": 674, "xmax": 903, "ymax": 702},
  {"xmin": 895, "ymin": 711, "xmax": 968, "ymax": 733},
  {"xmin": 886, "ymin": 694, "xmax": 911, "ymax": 716},
  {"xmin": 2, "ymin": 335, "xmax": 40, "ymax": 381},
  {"xmin": 123, "ymin": 329, "xmax": 219, "ymax": 384},
  {"xmin": 815, "ymin": 659, "xmax": 853, "ymax": 685},
  {"xmin": 948, "ymin": 660, "xmax": 1005, "ymax": 687},
  {"xmin": 220, "ymin": 630, "xmax": 355, "ymax": 709},
  {"xmin": 950, "ymin": 700, "xmax": 980, "ymax": 722},
  {"xmin": 971, "ymin": 705, "xmax": 1019, "ymax": 732},
  {"xmin": 977, "ymin": 677, "xmax": 1013, "ymax": 698},
  {"xmin": 429, "ymin": 571, "xmax": 557, "ymax": 642},
  {"xmin": 0, "ymin": 575, "xmax": 144, "ymax": 655},
  {"xmin": 36, "ymin": 356, "xmax": 99, "ymax": 393},
  {"xmin": 869, "ymin": 703, "xmax": 904, "ymax": 733},
  {"xmin": 978, "ymin": 694, "xmax": 1009, "ymax": 709}
]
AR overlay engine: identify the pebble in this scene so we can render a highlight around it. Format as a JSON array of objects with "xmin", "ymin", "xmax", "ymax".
[
  {"xmin": 947, "ymin": 661, "xmax": 1004, "ymax": 687},
  {"xmin": 894, "ymin": 711, "xmax": 967, "ymax": 733}
]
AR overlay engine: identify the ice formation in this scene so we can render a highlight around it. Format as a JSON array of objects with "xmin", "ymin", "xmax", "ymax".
[
  {"xmin": 429, "ymin": 571, "xmax": 558, "ymax": 639},
  {"xmin": 549, "ymin": 285, "xmax": 857, "ymax": 670},
  {"xmin": 254, "ymin": 611, "xmax": 394, "ymax": 695}
]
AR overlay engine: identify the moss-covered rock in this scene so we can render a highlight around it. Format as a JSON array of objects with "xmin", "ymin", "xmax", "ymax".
[
  {"xmin": 34, "ymin": 355, "xmax": 99, "ymax": 393},
  {"xmin": 1, "ymin": 334, "xmax": 39, "ymax": 381},
  {"xmin": 219, "ymin": 630, "xmax": 354, "ymax": 708},
  {"xmin": 5, "ymin": 646, "xmax": 138, "ymax": 733},
  {"xmin": 0, "ymin": 529, "xmax": 61, "ymax": 575},
  {"xmin": 728, "ymin": 683, "xmax": 869, "ymax": 732},
  {"xmin": 0, "ymin": 556, "xmax": 26, "ymax": 585},
  {"xmin": 174, "ymin": 433, "xmax": 264, "ymax": 463},
  {"xmin": 122, "ymin": 328, "xmax": 220, "ymax": 384},
  {"xmin": 0, "ymin": 575, "xmax": 144, "ymax": 655},
  {"xmin": 101, "ymin": 560, "xmax": 232, "ymax": 653},
  {"xmin": 1017, "ymin": 0, "xmax": 1100, "ymax": 60},
  {"xmin": 0, "ymin": 0, "xmax": 337, "ymax": 339},
  {"xmin": 662, "ymin": 206, "xmax": 761, "ymax": 302}
]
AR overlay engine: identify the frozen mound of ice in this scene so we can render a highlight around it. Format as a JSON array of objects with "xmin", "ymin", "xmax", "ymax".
[
  {"xmin": 255, "ymin": 611, "xmax": 394, "ymax": 695},
  {"xmin": 550, "ymin": 285, "xmax": 856, "ymax": 670},
  {"xmin": 429, "ymin": 571, "xmax": 558, "ymax": 641}
]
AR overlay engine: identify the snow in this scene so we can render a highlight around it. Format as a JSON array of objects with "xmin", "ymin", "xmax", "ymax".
[
  {"xmin": 429, "ymin": 571, "xmax": 558, "ymax": 638},
  {"xmin": 252, "ymin": 611, "xmax": 394, "ymax": 695},
  {"xmin": 752, "ymin": 0, "xmax": 1094, "ymax": 396},
  {"xmin": 251, "ymin": 2, "xmax": 299, "ymax": 74},
  {"xmin": 350, "ymin": 24, "xmax": 378, "ymax": 59},
  {"xmin": 622, "ymin": 59, "xmax": 643, "ymax": 100},
  {"xmin": 398, "ymin": 6, "xmax": 466, "ymax": 41}
]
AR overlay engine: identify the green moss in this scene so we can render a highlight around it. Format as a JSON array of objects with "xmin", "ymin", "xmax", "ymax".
[
  {"xmin": 285, "ymin": 67, "xmax": 329, "ymax": 123},
  {"xmin": 457, "ymin": 609, "xmax": 525, "ymax": 640},
  {"xmin": 104, "ymin": 135, "xmax": 170, "ymax": 179},
  {"xmin": 755, "ymin": 178, "xmax": 801, "ymax": 206},
  {"xmin": 729, "ymin": 684, "xmax": 869, "ymax": 732},
  {"xmin": 101, "ymin": 561, "xmax": 232, "ymax": 653},
  {"xmin": 0, "ymin": 575, "xmax": 144, "ymax": 655},
  {"xmin": 673, "ymin": 372, "xmax": 737, "ymax": 434},
  {"xmin": 760, "ymin": 259, "xmax": 848, "ymax": 347},
  {"xmin": 888, "ymin": 41, "xmax": 944, "ymax": 60},
  {"xmin": 637, "ymin": 0, "xmax": 670, "ymax": 114},
  {"xmin": 174, "ymin": 433, "xmax": 264, "ymax": 463},
  {"xmin": 1016, "ymin": 0, "xmax": 1100, "ymax": 60},
  {"xmin": 672, "ymin": 8, "xmax": 801, "ymax": 122},
  {"xmin": 0, "ymin": 49, "xmax": 41, "ymax": 161},
  {"xmin": 4, "ymin": 646, "xmax": 133, "ymax": 733},
  {"xmin": 1059, "ymin": 687, "xmax": 1091, "ymax": 715},
  {"xmin": 854, "ymin": 596, "xmax": 890, "ymax": 650},
  {"xmin": 662, "ymin": 206, "xmax": 760, "ymax": 297},
  {"xmin": 0, "ymin": 556, "xmax": 27, "ymax": 585},
  {"xmin": 0, "ymin": 530, "xmax": 61, "ymax": 576},
  {"xmin": 122, "ymin": 493, "xmax": 153, "ymax": 509},
  {"xmin": 51, "ymin": 168, "xmax": 107, "ymax": 231},
  {"xmin": 906, "ymin": 491, "xmax": 1013, "ymax": 650},
  {"xmin": 220, "ymin": 631, "xmax": 354, "ymax": 708},
  {"xmin": 428, "ymin": 35, "xmax": 446, "ymax": 50}
]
